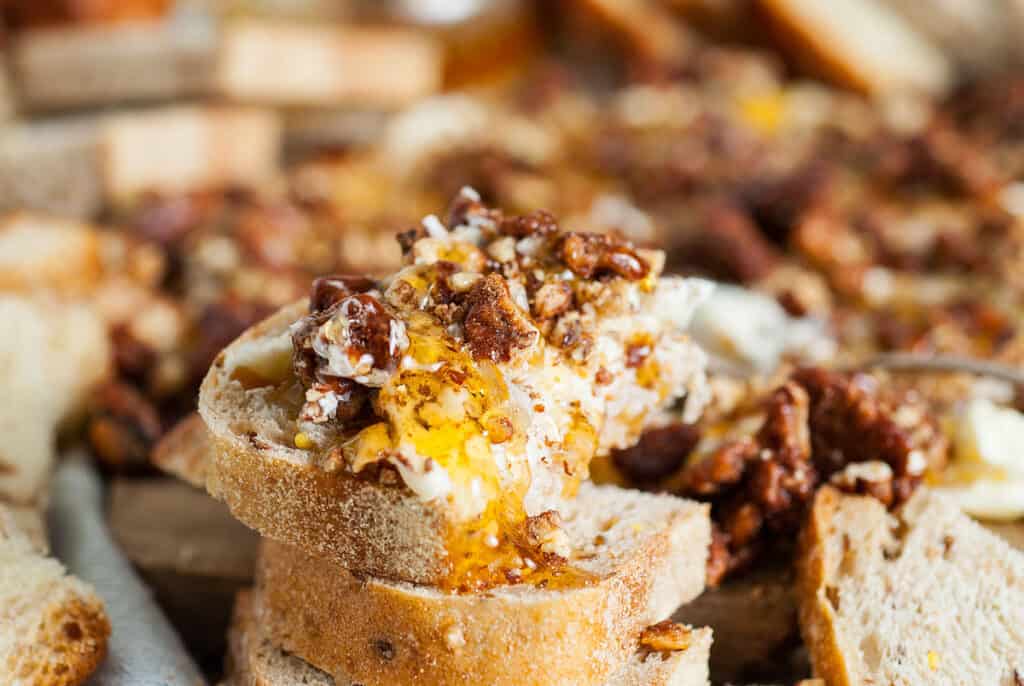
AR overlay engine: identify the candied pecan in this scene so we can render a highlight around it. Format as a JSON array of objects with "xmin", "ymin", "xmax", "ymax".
[
  {"xmin": 310, "ymin": 275, "xmax": 377, "ymax": 313},
  {"xmin": 830, "ymin": 461, "xmax": 895, "ymax": 507},
  {"xmin": 110, "ymin": 325, "xmax": 157, "ymax": 383},
  {"xmin": 559, "ymin": 233, "xmax": 649, "ymax": 280},
  {"xmin": 500, "ymin": 210, "xmax": 559, "ymax": 238},
  {"xmin": 337, "ymin": 295, "xmax": 404, "ymax": 370},
  {"xmin": 461, "ymin": 274, "xmax": 538, "ymax": 362},
  {"xmin": 706, "ymin": 525, "xmax": 731, "ymax": 587},
  {"xmin": 531, "ymin": 282, "xmax": 573, "ymax": 321},
  {"xmin": 447, "ymin": 187, "xmax": 504, "ymax": 228},
  {"xmin": 87, "ymin": 382, "xmax": 163, "ymax": 472},
  {"xmin": 611, "ymin": 422, "xmax": 700, "ymax": 484},
  {"xmin": 677, "ymin": 438, "xmax": 757, "ymax": 496},
  {"xmin": 675, "ymin": 201, "xmax": 780, "ymax": 283},
  {"xmin": 639, "ymin": 621, "xmax": 692, "ymax": 652},
  {"xmin": 396, "ymin": 225, "xmax": 428, "ymax": 255}
]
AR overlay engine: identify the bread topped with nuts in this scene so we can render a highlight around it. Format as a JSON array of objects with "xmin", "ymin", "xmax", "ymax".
[
  {"xmin": 199, "ymin": 189, "xmax": 712, "ymax": 588},
  {"xmin": 797, "ymin": 486, "xmax": 1024, "ymax": 686},
  {"xmin": 225, "ymin": 590, "xmax": 712, "ymax": 686},
  {"xmin": 252, "ymin": 483, "xmax": 709, "ymax": 686}
]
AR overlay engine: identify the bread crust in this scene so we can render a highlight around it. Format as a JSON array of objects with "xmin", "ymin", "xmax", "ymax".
[
  {"xmin": 795, "ymin": 486, "xmax": 856, "ymax": 686},
  {"xmin": 253, "ymin": 487, "xmax": 709, "ymax": 686},
  {"xmin": 226, "ymin": 590, "xmax": 713, "ymax": 686},
  {"xmin": 200, "ymin": 301, "xmax": 454, "ymax": 584}
]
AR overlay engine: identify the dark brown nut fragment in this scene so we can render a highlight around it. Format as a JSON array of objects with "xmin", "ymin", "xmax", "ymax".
[
  {"xmin": 500, "ymin": 210, "xmax": 559, "ymax": 238},
  {"xmin": 639, "ymin": 621, "xmax": 692, "ymax": 652},
  {"xmin": 611, "ymin": 422, "xmax": 700, "ymax": 484},
  {"xmin": 677, "ymin": 439, "xmax": 757, "ymax": 496},
  {"xmin": 446, "ymin": 189, "xmax": 504, "ymax": 229},
  {"xmin": 396, "ymin": 225, "xmax": 428, "ymax": 255},
  {"xmin": 705, "ymin": 525, "xmax": 730, "ymax": 588},
  {"xmin": 462, "ymin": 274, "xmax": 538, "ymax": 362},
  {"xmin": 87, "ymin": 382, "xmax": 163, "ymax": 473},
  {"xmin": 110, "ymin": 325, "xmax": 157, "ymax": 384},
  {"xmin": 559, "ymin": 233, "xmax": 649, "ymax": 280},
  {"xmin": 338, "ymin": 294, "xmax": 403, "ymax": 370},
  {"xmin": 310, "ymin": 275, "xmax": 377, "ymax": 313},
  {"xmin": 675, "ymin": 201, "xmax": 780, "ymax": 283},
  {"xmin": 830, "ymin": 461, "xmax": 895, "ymax": 507},
  {"xmin": 531, "ymin": 282, "xmax": 573, "ymax": 321}
]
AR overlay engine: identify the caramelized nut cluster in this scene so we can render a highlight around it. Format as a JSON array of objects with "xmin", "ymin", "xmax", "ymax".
[{"xmin": 613, "ymin": 367, "xmax": 948, "ymax": 585}]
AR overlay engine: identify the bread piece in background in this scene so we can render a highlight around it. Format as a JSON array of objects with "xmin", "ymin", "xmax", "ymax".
[
  {"xmin": 566, "ymin": 0, "xmax": 696, "ymax": 77},
  {"xmin": 215, "ymin": 20, "xmax": 442, "ymax": 108},
  {"xmin": 151, "ymin": 412, "xmax": 210, "ymax": 489},
  {"xmin": 254, "ymin": 483, "xmax": 709, "ymax": 686},
  {"xmin": 9, "ymin": 16, "xmax": 217, "ymax": 112},
  {"xmin": 101, "ymin": 105, "xmax": 281, "ymax": 205},
  {"xmin": 0, "ymin": 296, "xmax": 110, "ymax": 505},
  {"xmin": 225, "ymin": 591, "xmax": 712, "ymax": 686},
  {"xmin": 0, "ymin": 503, "xmax": 110, "ymax": 685},
  {"xmin": 797, "ymin": 487, "xmax": 1024, "ymax": 685},
  {"xmin": 881, "ymin": 0, "xmax": 1017, "ymax": 78},
  {"xmin": 0, "ymin": 119, "xmax": 103, "ymax": 219},
  {"xmin": 757, "ymin": 0, "xmax": 953, "ymax": 97},
  {"xmin": 109, "ymin": 477, "xmax": 258, "ymax": 670}
]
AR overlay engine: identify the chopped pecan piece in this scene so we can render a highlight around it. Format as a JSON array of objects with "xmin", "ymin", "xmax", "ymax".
[
  {"xmin": 559, "ymin": 233, "xmax": 650, "ymax": 280},
  {"xmin": 500, "ymin": 210, "xmax": 559, "ymax": 238},
  {"xmin": 462, "ymin": 274, "xmax": 538, "ymax": 362},
  {"xmin": 640, "ymin": 621, "xmax": 692, "ymax": 652},
  {"xmin": 310, "ymin": 275, "xmax": 377, "ymax": 313},
  {"xmin": 87, "ymin": 382, "xmax": 163, "ymax": 472},
  {"xmin": 531, "ymin": 282, "xmax": 573, "ymax": 321},
  {"xmin": 611, "ymin": 422, "xmax": 700, "ymax": 484}
]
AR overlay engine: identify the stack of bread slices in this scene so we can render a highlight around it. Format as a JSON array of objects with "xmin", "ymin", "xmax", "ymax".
[{"xmin": 197, "ymin": 191, "xmax": 717, "ymax": 685}]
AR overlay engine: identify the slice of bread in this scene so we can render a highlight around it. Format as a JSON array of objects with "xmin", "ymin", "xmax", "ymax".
[
  {"xmin": 10, "ymin": 19, "xmax": 216, "ymax": 112},
  {"xmin": 226, "ymin": 590, "xmax": 712, "ymax": 686},
  {"xmin": 253, "ymin": 483, "xmax": 709, "ymax": 686},
  {"xmin": 758, "ymin": 0, "xmax": 952, "ymax": 96},
  {"xmin": 0, "ymin": 503, "xmax": 110, "ymax": 685},
  {"xmin": 0, "ymin": 295, "xmax": 110, "ymax": 504},
  {"xmin": 0, "ymin": 118, "xmax": 102, "ymax": 219},
  {"xmin": 797, "ymin": 486, "xmax": 1024, "ymax": 686},
  {"xmin": 215, "ymin": 20, "xmax": 442, "ymax": 108},
  {"xmin": 152, "ymin": 413, "xmax": 211, "ymax": 489},
  {"xmin": 100, "ymin": 105, "xmax": 281, "ymax": 204}
]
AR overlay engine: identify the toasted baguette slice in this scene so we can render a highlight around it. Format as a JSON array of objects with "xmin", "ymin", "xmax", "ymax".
[
  {"xmin": 0, "ymin": 295, "xmax": 110, "ymax": 504},
  {"xmin": 10, "ymin": 19, "xmax": 216, "ymax": 111},
  {"xmin": 100, "ymin": 105, "xmax": 281, "ymax": 204},
  {"xmin": 216, "ymin": 20, "xmax": 442, "ymax": 108},
  {"xmin": 797, "ymin": 487, "xmax": 1024, "ymax": 686},
  {"xmin": 152, "ymin": 412, "xmax": 211, "ymax": 489},
  {"xmin": 226, "ymin": 590, "xmax": 711, "ymax": 686},
  {"xmin": 254, "ymin": 483, "xmax": 709, "ymax": 686},
  {"xmin": 759, "ymin": 0, "xmax": 952, "ymax": 96},
  {"xmin": 0, "ymin": 504, "xmax": 110, "ymax": 685}
]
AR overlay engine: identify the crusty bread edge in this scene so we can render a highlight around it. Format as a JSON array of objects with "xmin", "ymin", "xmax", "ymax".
[
  {"xmin": 254, "ymin": 492, "xmax": 709, "ymax": 686},
  {"xmin": 795, "ymin": 486, "xmax": 859, "ymax": 686}
]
